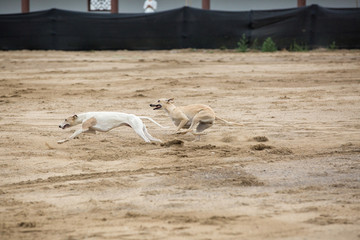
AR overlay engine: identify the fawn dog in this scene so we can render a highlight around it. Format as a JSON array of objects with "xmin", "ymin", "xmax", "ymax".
[{"xmin": 150, "ymin": 98, "xmax": 241, "ymax": 140}]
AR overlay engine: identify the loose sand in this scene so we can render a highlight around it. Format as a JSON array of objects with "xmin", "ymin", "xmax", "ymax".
[{"xmin": 0, "ymin": 50, "xmax": 359, "ymax": 239}]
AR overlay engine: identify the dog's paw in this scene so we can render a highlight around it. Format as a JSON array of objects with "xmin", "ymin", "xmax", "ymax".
[
  {"xmin": 193, "ymin": 132, "xmax": 207, "ymax": 136},
  {"xmin": 57, "ymin": 140, "xmax": 67, "ymax": 144},
  {"xmin": 175, "ymin": 131, "xmax": 187, "ymax": 135}
]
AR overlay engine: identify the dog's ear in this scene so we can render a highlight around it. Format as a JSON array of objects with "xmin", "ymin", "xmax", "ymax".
[
  {"xmin": 167, "ymin": 98, "xmax": 174, "ymax": 103},
  {"xmin": 72, "ymin": 114, "xmax": 78, "ymax": 119}
]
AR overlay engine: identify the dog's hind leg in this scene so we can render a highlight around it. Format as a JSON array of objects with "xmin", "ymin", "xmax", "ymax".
[
  {"xmin": 194, "ymin": 122, "xmax": 212, "ymax": 139},
  {"xmin": 133, "ymin": 127, "xmax": 151, "ymax": 142},
  {"xmin": 143, "ymin": 125, "xmax": 162, "ymax": 143},
  {"xmin": 128, "ymin": 118, "xmax": 151, "ymax": 142},
  {"xmin": 184, "ymin": 111, "xmax": 214, "ymax": 134},
  {"xmin": 192, "ymin": 122, "xmax": 212, "ymax": 141},
  {"xmin": 196, "ymin": 122, "xmax": 213, "ymax": 133}
]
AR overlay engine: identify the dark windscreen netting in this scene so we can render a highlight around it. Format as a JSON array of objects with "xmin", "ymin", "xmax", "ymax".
[{"xmin": 0, "ymin": 5, "xmax": 359, "ymax": 50}]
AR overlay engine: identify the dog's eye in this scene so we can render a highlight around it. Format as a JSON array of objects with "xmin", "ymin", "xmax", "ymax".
[
  {"xmin": 157, "ymin": 100, "xmax": 160, "ymax": 103},
  {"xmin": 64, "ymin": 119, "xmax": 67, "ymax": 121}
]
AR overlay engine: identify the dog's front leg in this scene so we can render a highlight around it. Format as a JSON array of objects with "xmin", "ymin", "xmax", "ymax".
[
  {"xmin": 57, "ymin": 139, "xmax": 68, "ymax": 144},
  {"xmin": 175, "ymin": 119, "xmax": 189, "ymax": 134},
  {"xmin": 57, "ymin": 128, "xmax": 85, "ymax": 144}
]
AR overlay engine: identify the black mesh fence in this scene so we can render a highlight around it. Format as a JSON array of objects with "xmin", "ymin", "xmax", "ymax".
[{"xmin": 0, "ymin": 5, "xmax": 359, "ymax": 50}]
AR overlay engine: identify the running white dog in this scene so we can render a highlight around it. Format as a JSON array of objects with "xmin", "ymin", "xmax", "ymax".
[{"xmin": 58, "ymin": 112, "xmax": 165, "ymax": 144}]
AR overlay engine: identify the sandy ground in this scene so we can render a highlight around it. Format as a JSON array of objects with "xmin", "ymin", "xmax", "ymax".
[{"xmin": 0, "ymin": 49, "xmax": 359, "ymax": 240}]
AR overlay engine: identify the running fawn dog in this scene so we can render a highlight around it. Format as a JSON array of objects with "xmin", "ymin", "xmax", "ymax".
[{"xmin": 150, "ymin": 98, "xmax": 241, "ymax": 140}]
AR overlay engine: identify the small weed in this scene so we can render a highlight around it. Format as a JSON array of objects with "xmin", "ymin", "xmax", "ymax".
[
  {"xmin": 329, "ymin": 41, "xmax": 337, "ymax": 50},
  {"xmin": 289, "ymin": 40, "xmax": 308, "ymax": 51},
  {"xmin": 220, "ymin": 45, "xmax": 227, "ymax": 51},
  {"xmin": 250, "ymin": 38, "xmax": 260, "ymax": 50},
  {"xmin": 236, "ymin": 34, "xmax": 248, "ymax": 52}
]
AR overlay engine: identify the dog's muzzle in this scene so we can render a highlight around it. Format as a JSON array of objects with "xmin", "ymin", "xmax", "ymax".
[
  {"xmin": 59, "ymin": 124, "xmax": 70, "ymax": 129},
  {"xmin": 150, "ymin": 104, "xmax": 162, "ymax": 110}
]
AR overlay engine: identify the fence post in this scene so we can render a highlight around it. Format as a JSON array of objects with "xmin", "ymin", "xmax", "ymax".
[
  {"xmin": 202, "ymin": 0, "xmax": 210, "ymax": 10},
  {"xmin": 22, "ymin": 0, "xmax": 30, "ymax": 13},
  {"xmin": 111, "ymin": 0, "xmax": 118, "ymax": 13},
  {"xmin": 297, "ymin": 0, "xmax": 306, "ymax": 7}
]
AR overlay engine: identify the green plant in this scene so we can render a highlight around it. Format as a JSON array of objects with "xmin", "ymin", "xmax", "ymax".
[
  {"xmin": 261, "ymin": 37, "xmax": 277, "ymax": 52},
  {"xmin": 329, "ymin": 41, "xmax": 337, "ymax": 50},
  {"xmin": 236, "ymin": 34, "xmax": 248, "ymax": 52},
  {"xmin": 289, "ymin": 40, "xmax": 308, "ymax": 51}
]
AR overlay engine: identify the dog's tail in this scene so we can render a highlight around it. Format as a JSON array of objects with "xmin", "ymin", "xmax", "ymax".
[
  {"xmin": 139, "ymin": 116, "xmax": 169, "ymax": 128},
  {"xmin": 215, "ymin": 116, "xmax": 242, "ymax": 126}
]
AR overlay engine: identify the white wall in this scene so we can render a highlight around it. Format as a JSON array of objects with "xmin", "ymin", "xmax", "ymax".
[
  {"xmin": 0, "ymin": 0, "xmax": 86, "ymax": 14},
  {"xmin": 308, "ymin": 0, "xmax": 358, "ymax": 8},
  {"xmin": 0, "ymin": 0, "xmax": 21, "ymax": 14},
  {"xmin": 0, "ymin": 0, "xmax": 358, "ymax": 14},
  {"xmin": 30, "ymin": 0, "xmax": 87, "ymax": 12},
  {"xmin": 205, "ymin": 0, "xmax": 358, "ymax": 11}
]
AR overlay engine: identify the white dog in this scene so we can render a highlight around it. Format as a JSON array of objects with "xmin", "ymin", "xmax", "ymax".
[{"xmin": 58, "ymin": 112, "xmax": 165, "ymax": 144}]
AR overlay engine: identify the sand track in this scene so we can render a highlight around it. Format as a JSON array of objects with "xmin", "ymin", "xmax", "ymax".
[{"xmin": 0, "ymin": 50, "xmax": 359, "ymax": 239}]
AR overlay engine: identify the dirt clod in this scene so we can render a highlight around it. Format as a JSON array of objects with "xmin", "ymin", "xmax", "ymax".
[
  {"xmin": 253, "ymin": 136, "xmax": 269, "ymax": 142},
  {"xmin": 251, "ymin": 144, "xmax": 273, "ymax": 151},
  {"xmin": 160, "ymin": 139, "xmax": 184, "ymax": 147},
  {"xmin": 18, "ymin": 222, "xmax": 36, "ymax": 228}
]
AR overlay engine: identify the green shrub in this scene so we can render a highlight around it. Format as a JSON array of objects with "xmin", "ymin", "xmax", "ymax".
[
  {"xmin": 236, "ymin": 34, "xmax": 248, "ymax": 52},
  {"xmin": 261, "ymin": 37, "xmax": 277, "ymax": 52}
]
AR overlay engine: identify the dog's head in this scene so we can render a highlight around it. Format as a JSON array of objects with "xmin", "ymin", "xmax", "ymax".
[
  {"xmin": 150, "ymin": 98, "xmax": 174, "ymax": 110},
  {"xmin": 59, "ymin": 114, "xmax": 78, "ymax": 129}
]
